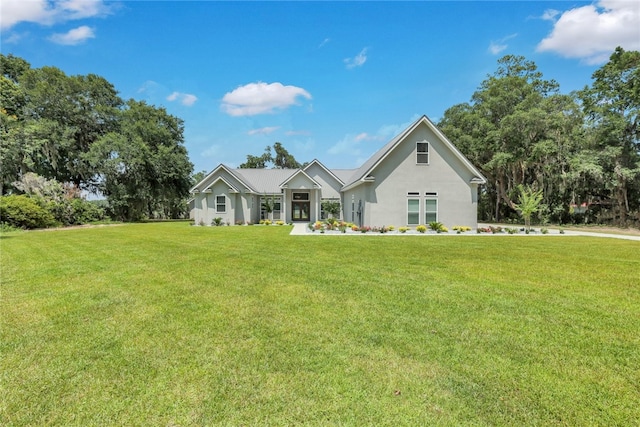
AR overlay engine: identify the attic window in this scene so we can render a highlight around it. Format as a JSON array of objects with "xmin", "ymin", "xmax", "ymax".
[{"xmin": 417, "ymin": 142, "xmax": 429, "ymax": 164}]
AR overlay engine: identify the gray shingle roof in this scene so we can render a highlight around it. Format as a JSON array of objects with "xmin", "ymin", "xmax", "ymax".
[{"xmin": 231, "ymin": 168, "xmax": 297, "ymax": 193}]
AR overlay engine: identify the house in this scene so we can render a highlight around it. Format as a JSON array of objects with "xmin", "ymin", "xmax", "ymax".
[{"xmin": 190, "ymin": 115, "xmax": 486, "ymax": 228}]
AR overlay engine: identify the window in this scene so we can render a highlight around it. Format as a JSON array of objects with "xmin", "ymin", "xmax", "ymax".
[
  {"xmin": 293, "ymin": 192, "xmax": 309, "ymax": 201},
  {"xmin": 215, "ymin": 195, "xmax": 226, "ymax": 213},
  {"xmin": 407, "ymin": 198, "xmax": 420, "ymax": 225},
  {"xmin": 425, "ymin": 197, "xmax": 437, "ymax": 223},
  {"xmin": 417, "ymin": 142, "xmax": 429, "ymax": 164}
]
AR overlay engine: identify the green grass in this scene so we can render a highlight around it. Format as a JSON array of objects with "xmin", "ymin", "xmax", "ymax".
[{"xmin": 1, "ymin": 223, "xmax": 639, "ymax": 426}]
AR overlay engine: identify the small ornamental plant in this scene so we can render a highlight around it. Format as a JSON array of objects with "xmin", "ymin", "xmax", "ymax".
[
  {"xmin": 388, "ymin": 225, "xmax": 395, "ymax": 231},
  {"xmin": 313, "ymin": 221, "xmax": 323, "ymax": 231},
  {"xmin": 263, "ymin": 219, "xmax": 272, "ymax": 226},
  {"xmin": 398, "ymin": 226, "xmax": 409, "ymax": 233},
  {"xmin": 428, "ymin": 221, "xmax": 444, "ymax": 232},
  {"xmin": 351, "ymin": 225, "xmax": 359, "ymax": 232},
  {"xmin": 452, "ymin": 225, "xmax": 471, "ymax": 233},
  {"xmin": 416, "ymin": 225, "xmax": 427, "ymax": 233},
  {"xmin": 360, "ymin": 226, "xmax": 371, "ymax": 233},
  {"xmin": 276, "ymin": 220, "xmax": 284, "ymax": 226}
]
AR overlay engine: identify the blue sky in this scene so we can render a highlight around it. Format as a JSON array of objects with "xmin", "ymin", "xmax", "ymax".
[{"xmin": 2, "ymin": 1, "xmax": 639, "ymax": 173}]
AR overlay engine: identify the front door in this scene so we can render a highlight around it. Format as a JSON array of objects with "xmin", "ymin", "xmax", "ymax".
[{"xmin": 291, "ymin": 201, "xmax": 310, "ymax": 222}]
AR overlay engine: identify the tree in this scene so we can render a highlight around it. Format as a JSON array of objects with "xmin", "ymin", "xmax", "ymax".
[
  {"xmin": 578, "ymin": 47, "xmax": 640, "ymax": 223},
  {"xmin": 240, "ymin": 146, "xmax": 272, "ymax": 168},
  {"xmin": 87, "ymin": 100, "xmax": 193, "ymax": 221},
  {"xmin": 439, "ymin": 55, "xmax": 583, "ymax": 223},
  {"xmin": 239, "ymin": 143, "xmax": 302, "ymax": 169},
  {"xmin": 272, "ymin": 142, "xmax": 301, "ymax": 169},
  {"xmin": 20, "ymin": 67, "xmax": 123, "ymax": 188},
  {"xmin": 513, "ymin": 185, "xmax": 544, "ymax": 231}
]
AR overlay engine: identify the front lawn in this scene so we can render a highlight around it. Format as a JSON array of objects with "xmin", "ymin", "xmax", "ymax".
[{"xmin": 1, "ymin": 223, "xmax": 638, "ymax": 425}]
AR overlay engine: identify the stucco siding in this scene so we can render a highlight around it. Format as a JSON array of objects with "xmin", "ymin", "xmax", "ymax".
[
  {"xmin": 365, "ymin": 125, "xmax": 478, "ymax": 228},
  {"xmin": 305, "ymin": 163, "xmax": 342, "ymax": 199}
]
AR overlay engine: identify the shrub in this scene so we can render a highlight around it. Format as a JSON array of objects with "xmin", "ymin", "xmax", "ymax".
[
  {"xmin": 212, "ymin": 217, "xmax": 224, "ymax": 226},
  {"xmin": 452, "ymin": 225, "xmax": 471, "ymax": 233},
  {"xmin": 276, "ymin": 220, "xmax": 284, "ymax": 226},
  {"xmin": 416, "ymin": 225, "xmax": 427, "ymax": 233},
  {"xmin": 398, "ymin": 226, "xmax": 409, "ymax": 233},
  {"xmin": 428, "ymin": 221, "xmax": 444, "ymax": 232},
  {"xmin": 263, "ymin": 219, "xmax": 272, "ymax": 226},
  {"xmin": 0, "ymin": 195, "xmax": 57, "ymax": 229},
  {"xmin": 388, "ymin": 225, "xmax": 395, "ymax": 231},
  {"xmin": 66, "ymin": 198, "xmax": 105, "ymax": 225}
]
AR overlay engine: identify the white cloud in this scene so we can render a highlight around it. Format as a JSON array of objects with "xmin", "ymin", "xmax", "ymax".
[
  {"xmin": 319, "ymin": 37, "xmax": 330, "ymax": 48},
  {"xmin": 541, "ymin": 9, "xmax": 560, "ymax": 21},
  {"xmin": 328, "ymin": 133, "xmax": 364, "ymax": 156},
  {"xmin": 537, "ymin": 0, "xmax": 640, "ymax": 64},
  {"xmin": 328, "ymin": 117, "xmax": 419, "ymax": 165},
  {"xmin": 2, "ymin": 32, "xmax": 25, "ymax": 44},
  {"xmin": 488, "ymin": 34, "xmax": 517, "ymax": 55},
  {"xmin": 167, "ymin": 91, "xmax": 198, "ymax": 106},
  {"xmin": 328, "ymin": 131, "xmax": 379, "ymax": 156},
  {"xmin": 48, "ymin": 25, "xmax": 95, "ymax": 45},
  {"xmin": 221, "ymin": 82, "xmax": 312, "ymax": 117},
  {"xmin": 138, "ymin": 80, "xmax": 159, "ymax": 94},
  {"xmin": 248, "ymin": 126, "xmax": 280, "ymax": 136},
  {"xmin": 344, "ymin": 48, "xmax": 368, "ymax": 69},
  {"xmin": 1, "ymin": 0, "xmax": 111, "ymax": 30},
  {"xmin": 354, "ymin": 132, "xmax": 373, "ymax": 142}
]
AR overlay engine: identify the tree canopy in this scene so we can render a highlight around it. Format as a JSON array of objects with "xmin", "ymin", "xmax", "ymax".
[
  {"xmin": 0, "ymin": 54, "xmax": 193, "ymax": 221},
  {"xmin": 439, "ymin": 48, "xmax": 639, "ymax": 226},
  {"xmin": 239, "ymin": 142, "xmax": 303, "ymax": 169}
]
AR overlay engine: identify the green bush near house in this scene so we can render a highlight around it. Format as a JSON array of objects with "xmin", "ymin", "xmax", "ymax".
[{"xmin": 1, "ymin": 222, "xmax": 639, "ymax": 426}]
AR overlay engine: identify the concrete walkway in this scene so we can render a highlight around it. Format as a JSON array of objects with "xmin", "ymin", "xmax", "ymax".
[{"xmin": 290, "ymin": 222, "xmax": 640, "ymax": 241}]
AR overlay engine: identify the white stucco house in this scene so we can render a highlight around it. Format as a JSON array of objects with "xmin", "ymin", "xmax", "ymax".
[{"xmin": 190, "ymin": 115, "xmax": 486, "ymax": 228}]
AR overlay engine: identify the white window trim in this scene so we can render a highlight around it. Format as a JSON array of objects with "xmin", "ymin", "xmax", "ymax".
[
  {"xmin": 425, "ymin": 194, "xmax": 438, "ymax": 223},
  {"xmin": 215, "ymin": 195, "xmax": 226, "ymax": 213},
  {"xmin": 407, "ymin": 196, "xmax": 420, "ymax": 225},
  {"xmin": 416, "ymin": 141, "xmax": 429, "ymax": 165}
]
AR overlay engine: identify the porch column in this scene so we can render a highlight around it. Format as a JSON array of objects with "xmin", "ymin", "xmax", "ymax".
[{"xmin": 282, "ymin": 190, "xmax": 287, "ymax": 223}]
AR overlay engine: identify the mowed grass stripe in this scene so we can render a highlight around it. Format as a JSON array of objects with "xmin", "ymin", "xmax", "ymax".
[{"xmin": 1, "ymin": 223, "xmax": 639, "ymax": 426}]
